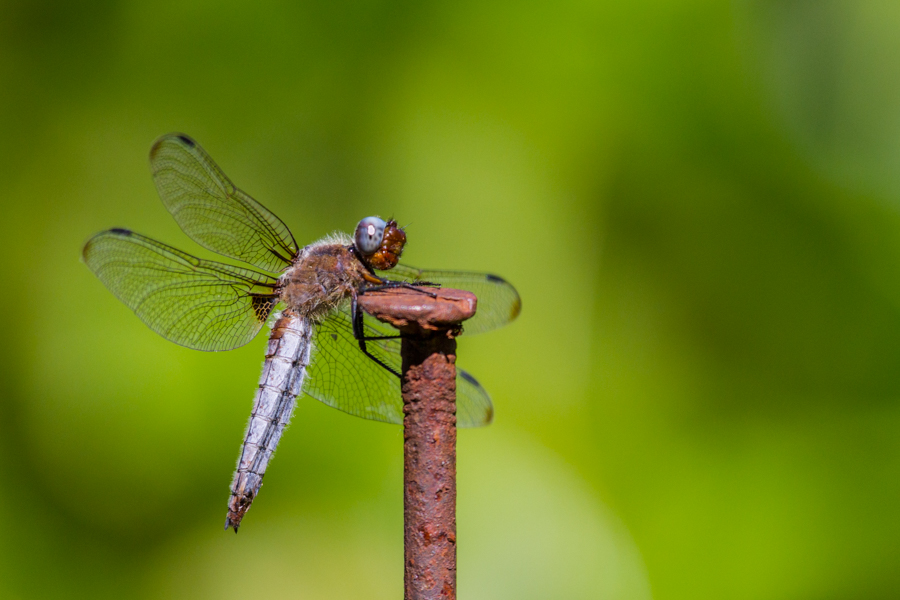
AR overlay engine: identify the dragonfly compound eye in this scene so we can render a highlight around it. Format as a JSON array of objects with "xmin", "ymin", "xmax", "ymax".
[{"xmin": 355, "ymin": 216, "xmax": 387, "ymax": 256}]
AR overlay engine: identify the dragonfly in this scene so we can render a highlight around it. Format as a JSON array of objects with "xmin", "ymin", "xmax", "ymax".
[{"xmin": 82, "ymin": 134, "xmax": 520, "ymax": 532}]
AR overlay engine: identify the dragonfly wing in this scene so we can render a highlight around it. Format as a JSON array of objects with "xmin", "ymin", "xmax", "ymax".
[
  {"xmin": 378, "ymin": 264, "xmax": 521, "ymax": 335},
  {"xmin": 82, "ymin": 229, "xmax": 279, "ymax": 351},
  {"xmin": 305, "ymin": 304, "xmax": 403, "ymax": 424},
  {"xmin": 149, "ymin": 133, "xmax": 298, "ymax": 272},
  {"xmin": 304, "ymin": 303, "xmax": 493, "ymax": 427},
  {"xmin": 456, "ymin": 369, "xmax": 494, "ymax": 427}
]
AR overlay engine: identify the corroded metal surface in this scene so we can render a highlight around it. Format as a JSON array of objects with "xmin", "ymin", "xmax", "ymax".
[
  {"xmin": 358, "ymin": 288, "xmax": 476, "ymax": 334},
  {"xmin": 402, "ymin": 335, "xmax": 458, "ymax": 600}
]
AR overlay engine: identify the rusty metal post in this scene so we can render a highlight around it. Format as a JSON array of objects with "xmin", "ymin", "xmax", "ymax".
[{"xmin": 358, "ymin": 288, "xmax": 477, "ymax": 600}]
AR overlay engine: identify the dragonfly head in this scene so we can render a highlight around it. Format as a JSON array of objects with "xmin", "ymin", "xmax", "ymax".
[{"xmin": 354, "ymin": 216, "xmax": 406, "ymax": 270}]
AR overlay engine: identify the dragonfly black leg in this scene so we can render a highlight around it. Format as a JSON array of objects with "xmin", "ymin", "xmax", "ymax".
[
  {"xmin": 351, "ymin": 279, "xmax": 443, "ymax": 377},
  {"xmin": 361, "ymin": 280, "xmax": 439, "ymax": 298},
  {"xmin": 351, "ymin": 293, "xmax": 402, "ymax": 379}
]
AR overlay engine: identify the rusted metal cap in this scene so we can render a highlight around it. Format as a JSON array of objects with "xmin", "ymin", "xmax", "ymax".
[{"xmin": 358, "ymin": 287, "xmax": 476, "ymax": 335}]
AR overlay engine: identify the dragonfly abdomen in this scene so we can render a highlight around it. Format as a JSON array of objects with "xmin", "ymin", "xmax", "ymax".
[{"xmin": 226, "ymin": 312, "xmax": 312, "ymax": 532}]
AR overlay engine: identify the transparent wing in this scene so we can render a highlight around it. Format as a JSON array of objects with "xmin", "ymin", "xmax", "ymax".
[
  {"xmin": 378, "ymin": 265, "xmax": 521, "ymax": 335},
  {"xmin": 149, "ymin": 133, "xmax": 298, "ymax": 273},
  {"xmin": 83, "ymin": 229, "xmax": 279, "ymax": 351},
  {"xmin": 304, "ymin": 302, "xmax": 493, "ymax": 427}
]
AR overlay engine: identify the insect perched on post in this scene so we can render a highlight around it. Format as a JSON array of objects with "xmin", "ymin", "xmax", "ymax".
[{"xmin": 82, "ymin": 134, "xmax": 521, "ymax": 531}]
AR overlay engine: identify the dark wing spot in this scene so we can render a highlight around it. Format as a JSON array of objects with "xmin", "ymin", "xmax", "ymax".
[
  {"xmin": 251, "ymin": 296, "xmax": 276, "ymax": 322},
  {"xmin": 149, "ymin": 140, "xmax": 162, "ymax": 160},
  {"xmin": 330, "ymin": 333, "xmax": 338, "ymax": 341},
  {"xmin": 483, "ymin": 273, "xmax": 522, "ymax": 319},
  {"xmin": 176, "ymin": 134, "xmax": 195, "ymax": 147},
  {"xmin": 109, "ymin": 228, "xmax": 132, "ymax": 236},
  {"xmin": 460, "ymin": 370, "xmax": 479, "ymax": 385},
  {"xmin": 510, "ymin": 297, "xmax": 522, "ymax": 320}
]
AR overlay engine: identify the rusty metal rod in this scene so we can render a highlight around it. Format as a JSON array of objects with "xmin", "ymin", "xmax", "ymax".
[
  {"xmin": 402, "ymin": 332, "xmax": 458, "ymax": 599},
  {"xmin": 358, "ymin": 288, "xmax": 476, "ymax": 600}
]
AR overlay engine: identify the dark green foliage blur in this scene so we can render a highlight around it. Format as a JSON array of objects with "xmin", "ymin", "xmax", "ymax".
[{"xmin": 2, "ymin": 1, "xmax": 899, "ymax": 598}]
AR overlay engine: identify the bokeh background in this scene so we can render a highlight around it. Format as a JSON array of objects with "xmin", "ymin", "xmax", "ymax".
[{"xmin": 2, "ymin": 1, "xmax": 899, "ymax": 598}]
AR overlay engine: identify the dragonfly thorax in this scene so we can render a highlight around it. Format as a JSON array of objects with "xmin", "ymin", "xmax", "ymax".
[{"xmin": 280, "ymin": 242, "xmax": 368, "ymax": 318}]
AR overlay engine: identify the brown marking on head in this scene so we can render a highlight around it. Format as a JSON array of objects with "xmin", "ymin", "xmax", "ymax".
[{"xmin": 367, "ymin": 220, "xmax": 406, "ymax": 270}]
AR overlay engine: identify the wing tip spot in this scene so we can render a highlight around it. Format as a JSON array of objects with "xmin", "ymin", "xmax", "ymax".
[
  {"xmin": 484, "ymin": 273, "xmax": 522, "ymax": 320},
  {"xmin": 510, "ymin": 297, "xmax": 522, "ymax": 320},
  {"xmin": 459, "ymin": 370, "xmax": 478, "ymax": 385},
  {"xmin": 150, "ymin": 133, "xmax": 195, "ymax": 161}
]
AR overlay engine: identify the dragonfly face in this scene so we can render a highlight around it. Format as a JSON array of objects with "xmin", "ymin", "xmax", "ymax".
[
  {"xmin": 82, "ymin": 133, "xmax": 520, "ymax": 530},
  {"xmin": 354, "ymin": 216, "xmax": 407, "ymax": 270}
]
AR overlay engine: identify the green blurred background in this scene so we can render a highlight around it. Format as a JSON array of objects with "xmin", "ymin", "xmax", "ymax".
[{"xmin": 2, "ymin": 0, "xmax": 900, "ymax": 598}]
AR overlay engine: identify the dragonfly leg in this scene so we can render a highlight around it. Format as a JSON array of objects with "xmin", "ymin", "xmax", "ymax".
[
  {"xmin": 361, "ymin": 280, "xmax": 438, "ymax": 298},
  {"xmin": 355, "ymin": 282, "xmax": 437, "ymax": 342},
  {"xmin": 351, "ymin": 293, "xmax": 402, "ymax": 378}
]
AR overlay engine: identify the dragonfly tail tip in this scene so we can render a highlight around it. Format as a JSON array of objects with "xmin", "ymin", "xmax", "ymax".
[{"xmin": 224, "ymin": 516, "xmax": 240, "ymax": 533}]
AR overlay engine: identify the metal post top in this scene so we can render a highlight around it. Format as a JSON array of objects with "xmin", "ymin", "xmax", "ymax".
[{"xmin": 358, "ymin": 287, "xmax": 477, "ymax": 334}]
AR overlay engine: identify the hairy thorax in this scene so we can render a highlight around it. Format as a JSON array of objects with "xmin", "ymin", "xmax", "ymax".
[{"xmin": 279, "ymin": 243, "xmax": 368, "ymax": 319}]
